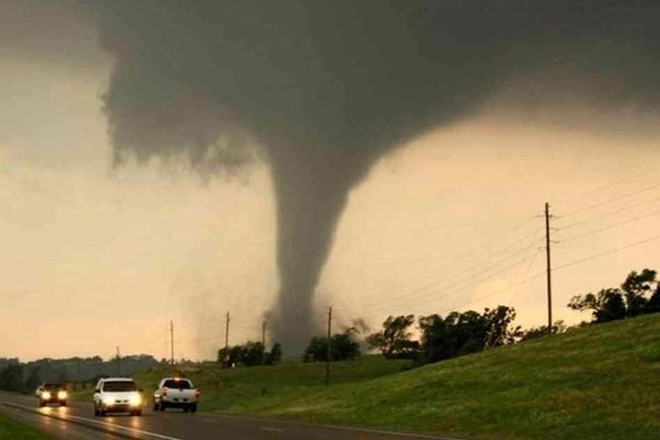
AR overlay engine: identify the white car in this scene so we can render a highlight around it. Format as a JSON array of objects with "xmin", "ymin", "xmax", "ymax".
[
  {"xmin": 93, "ymin": 377, "xmax": 143, "ymax": 416},
  {"xmin": 153, "ymin": 377, "xmax": 199, "ymax": 413}
]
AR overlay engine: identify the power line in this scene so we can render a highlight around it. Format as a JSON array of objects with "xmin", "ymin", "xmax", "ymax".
[
  {"xmin": 330, "ymin": 247, "xmax": 543, "ymax": 320},
  {"xmin": 553, "ymin": 234, "xmax": 660, "ymax": 273},
  {"xmin": 348, "ymin": 266, "xmax": 546, "ymax": 323},
  {"xmin": 558, "ymin": 183, "xmax": 660, "ymax": 218},
  {"xmin": 344, "ymin": 215, "xmax": 540, "ymax": 271},
  {"xmin": 402, "ymin": 249, "xmax": 544, "ymax": 313},
  {"xmin": 335, "ymin": 247, "xmax": 544, "ymax": 320},
  {"xmin": 557, "ymin": 194, "xmax": 660, "ymax": 231},
  {"xmin": 334, "ymin": 229, "xmax": 544, "ymax": 312},
  {"xmin": 554, "ymin": 168, "xmax": 660, "ymax": 206},
  {"xmin": 338, "ymin": 231, "xmax": 659, "ymax": 325},
  {"xmin": 557, "ymin": 209, "xmax": 660, "ymax": 244},
  {"xmin": 435, "ymin": 271, "xmax": 546, "ymax": 315}
]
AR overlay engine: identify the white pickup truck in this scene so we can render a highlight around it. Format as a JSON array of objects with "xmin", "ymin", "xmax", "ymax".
[{"xmin": 152, "ymin": 377, "xmax": 200, "ymax": 413}]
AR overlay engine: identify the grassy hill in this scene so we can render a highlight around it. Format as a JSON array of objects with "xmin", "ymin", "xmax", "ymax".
[{"xmin": 92, "ymin": 314, "xmax": 660, "ymax": 439}]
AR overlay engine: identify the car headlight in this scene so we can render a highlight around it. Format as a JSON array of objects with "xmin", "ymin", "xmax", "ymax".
[
  {"xmin": 102, "ymin": 396, "xmax": 115, "ymax": 406},
  {"xmin": 129, "ymin": 395, "xmax": 141, "ymax": 406},
  {"xmin": 58, "ymin": 391, "xmax": 67, "ymax": 400},
  {"xmin": 42, "ymin": 391, "xmax": 51, "ymax": 400}
]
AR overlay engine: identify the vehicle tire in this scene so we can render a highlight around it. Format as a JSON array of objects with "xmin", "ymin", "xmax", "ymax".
[
  {"xmin": 190, "ymin": 403, "xmax": 197, "ymax": 413},
  {"xmin": 99, "ymin": 406, "xmax": 106, "ymax": 417},
  {"xmin": 60, "ymin": 400, "xmax": 67, "ymax": 407},
  {"xmin": 159, "ymin": 402, "xmax": 166, "ymax": 412},
  {"xmin": 38, "ymin": 400, "xmax": 45, "ymax": 407},
  {"xmin": 153, "ymin": 402, "xmax": 159, "ymax": 412}
]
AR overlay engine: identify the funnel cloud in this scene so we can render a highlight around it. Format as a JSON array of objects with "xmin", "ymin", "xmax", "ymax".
[{"xmin": 95, "ymin": 1, "xmax": 660, "ymax": 352}]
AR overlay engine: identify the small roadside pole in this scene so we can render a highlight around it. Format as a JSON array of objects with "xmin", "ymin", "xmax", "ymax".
[
  {"xmin": 262, "ymin": 320, "xmax": 267, "ymax": 365},
  {"xmin": 170, "ymin": 320, "xmax": 175, "ymax": 365},
  {"xmin": 325, "ymin": 307, "xmax": 332, "ymax": 386},
  {"xmin": 223, "ymin": 312, "xmax": 230, "ymax": 367},
  {"xmin": 225, "ymin": 312, "xmax": 230, "ymax": 351}
]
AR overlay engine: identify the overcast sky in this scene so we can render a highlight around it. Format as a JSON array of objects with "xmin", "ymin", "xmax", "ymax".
[{"xmin": 2, "ymin": 1, "xmax": 660, "ymax": 361}]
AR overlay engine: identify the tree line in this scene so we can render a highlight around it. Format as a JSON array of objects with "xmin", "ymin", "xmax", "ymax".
[
  {"xmin": 0, "ymin": 355, "xmax": 159, "ymax": 393},
  {"xmin": 217, "ymin": 342, "xmax": 282, "ymax": 368},
  {"xmin": 568, "ymin": 268, "xmax": 660, "ymax": 323},
  {"xmin": 300, "ymin": 267, "xmax": 660, "ymax": 366}
]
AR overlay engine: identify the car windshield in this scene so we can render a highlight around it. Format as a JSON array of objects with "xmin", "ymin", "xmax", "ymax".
[
  {"xmin": 43, "ymin": 383, "xmax": 64, "ymax": 391},
  {"xmin": 103, "ymin": 381, "xmax": 137, "ymax": 392},
  {"xmin": 163, "ymin": 379, "xmax": 192, "ymax": 389}
]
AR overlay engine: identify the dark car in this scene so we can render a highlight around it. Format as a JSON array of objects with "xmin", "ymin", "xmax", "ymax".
[{"xmin": 36, "ymin": 382, "xmax": 67, "ymax": 407}]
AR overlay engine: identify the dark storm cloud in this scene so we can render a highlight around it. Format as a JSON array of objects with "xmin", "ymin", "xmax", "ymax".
[
  {"xmin": 94, "ymin": 0, "xmax": 660, "ymax": 352},
  {"xmin": 0, "ymin": 0, "xmax": 103, "ymax": 70}
]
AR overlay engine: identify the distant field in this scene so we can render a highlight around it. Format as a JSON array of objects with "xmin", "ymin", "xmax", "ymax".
[
  {"xmin": 74, "ymin": 314, "xmax": 660, "ymax": 439},
  {"xmin": 0, "ymin": 412, "xmax": 52, "ymax": 439},
  {"xmin": 72, "ymin": 354, "xmax": 411, "ymax": 409}
]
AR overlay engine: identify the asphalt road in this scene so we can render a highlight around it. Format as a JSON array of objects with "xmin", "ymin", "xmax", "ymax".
[{"xmin": 0, "ymin": 392, "xmax": 460, "ymax": 440}]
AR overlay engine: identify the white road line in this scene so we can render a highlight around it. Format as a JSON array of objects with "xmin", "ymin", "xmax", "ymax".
[
  {"xmin": 261, "ymin": 426, "xmax": 284, "ymax": 432},
  {"xmin": 62, "ymin": 413, "xmax": 184, "ymax": 440},
  {"xmin": 210, "ymin": 413, "xmax": 463, "ymax": 440}
]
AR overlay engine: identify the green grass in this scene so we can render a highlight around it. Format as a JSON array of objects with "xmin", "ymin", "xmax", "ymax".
[
  {"xmin": 75, "ymin": 314, "xmax": 660, "ymax": 439},
  {"xmin": 0, "ymin": 413, "xmax": 54, "ymax": 439},
  {"xmin": 72, "ymin": 355, "xmax": 411, "ymax": 410}
]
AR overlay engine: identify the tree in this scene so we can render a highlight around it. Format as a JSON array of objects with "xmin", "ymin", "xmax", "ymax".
[
  {"xmin": 303, "ymin": 329, "xmax": 361, "ymax": 363},
  {"xmin": 25, "ymin": 366, "xmax": 42, "ymax": 392},
  {"xmin": 568, "ymin": 288, "xmax": 627, "ymax": 323},
  {"xmin": 330, "ymin": 328, "xmax": 361, "ymax": 361},
  {"xmin": 484, "ymin": 305, "xmax": 522, "ymax": 347},
  {"xmin": 418, "ymin": 310, "xmax": 489, "ymax": 363},
  {"xmin": 366, "ymin": 315, "xmax": 419, "ymax": 359},
  {"xmin": 265, "ymin": 342, "xmax": 282, "ymax": 365},
  {"xmin": 217, "ymin": 341, "xmax": 271, "ymax": 368},
  {"xmin": 568, "ymin": 269, "xmax": 660, "ymax": 324},
  {"xmin": 241, "ymin": 342, "xmax": 265, "ymax": 367},
  {"xmin": 0, "ymin": 364, "xmax": 24, "ymax": 392},
  {"xmin": 303, "ymin": 336, "xmax": 327, "ymax": 363},
  {"xmin": 644, "ymin": 285, "xmax": 660, "ymax": 314},
  {"xmin": 621, "ymin": 269, "xmax": 657, "ymax": 317},
  {"xmin": 417, "ymin": 305, "xmax": 521, "ymax": 365}
]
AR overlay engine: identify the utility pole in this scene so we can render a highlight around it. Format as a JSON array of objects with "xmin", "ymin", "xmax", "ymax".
[
  {"xmin": 224, "ymin": 312, "xmax": 230, "ymax": 351},
  {"xmin": 545, "ymin": 202, "xmax": 553, "ymax": 334},
  {"xmin": 261, "ymin": 320, "xmax": 266, "ymax": 365},
  {"xmin": 170, "ymin": 320, "xmax": 174, "ymax": 365},
  {"xmin": 116, "ymin": 346, "xmax": 121, "ymax": 376},
  {"xmin": 325, "ymin": 307, "xmax": 332, "ymax": 386}
]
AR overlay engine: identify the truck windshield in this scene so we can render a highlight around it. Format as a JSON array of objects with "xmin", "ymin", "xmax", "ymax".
[
  {"xmin": 163, "ymin": 379, "xmax": 192, "ymax": 389},
  {"xmin": 103, "ymin": 381, "xmax": 137, "ymax": 392}
]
